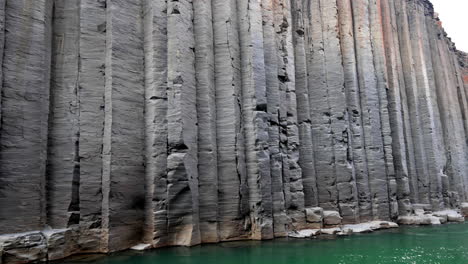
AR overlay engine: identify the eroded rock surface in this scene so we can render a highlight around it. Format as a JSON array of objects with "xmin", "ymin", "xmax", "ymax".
[{"xmin": 0, "ymin": 0, "xmax": 467, "ymax": 263}]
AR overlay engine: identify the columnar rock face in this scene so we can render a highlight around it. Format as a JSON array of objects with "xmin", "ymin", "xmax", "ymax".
[{"xmin": 0, "ymin": 0, "xmax": 467, "ymax": 262}]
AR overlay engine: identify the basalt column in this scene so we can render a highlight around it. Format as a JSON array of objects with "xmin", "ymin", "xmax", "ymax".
[
  {"xmin": 0, "ymin": 0, "xmax": 53, "ymax": 234},
  {"xmin": 78, "ymin": 0, "xmax": 107, "ymax": 247},
  {"xmin": 103, "ymin": 0, "xmax": 146, "ymax": 251}
]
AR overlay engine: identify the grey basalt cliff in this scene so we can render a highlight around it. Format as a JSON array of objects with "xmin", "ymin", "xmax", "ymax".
[{"xmin": 0, "ymin": 0, "xmax": 467, "ymax": 263}]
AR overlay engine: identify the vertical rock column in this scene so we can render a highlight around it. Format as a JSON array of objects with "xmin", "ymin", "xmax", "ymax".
[
  {"xmin": 212, "ymin": 0, "xmax": 249, "ymax": 241},
  {"xmin": 291, "ymin": 0, "xmax": 318, "ymax": 212},
  {"xmin": 305, "ymin": 0, "xmax": 338, "ymax": 212},
  {"xmin": 275, "ymin": 0, "xmax": 307, "ymax": 231},
  {"xmin": 77, "ymin": 0, "xmax": 107, "ymax": 251},
  {"xmin": 103, "ymin": 0, "xmax": 146, "ymax": 251},
  {"xmin": 432, "ymin": 19, "xmax": 468, "ymax": 206},
  {"xmin": 193, "ymin": 0, "xmax": 219, "ymax": 243},
  {"xmin": 379, "ymin": 0, "xmax": 412, "ymax": 215},
  {"xmin": 407, "ymin": 1, "xmax": 444, "ymax": 208},
  {"xmin": 424, "ymin": 15, "xmax": 451, "ymax": 207},
  {"xmin": 394, "ymin": 0, "xmax": 426, "ymax": 205},
  {"xmin": 46, "ymin": 0, "xmax": 80, "ymax": 228},
  {"xmin": 142, "ymin": 0, "xmax": 169, "ymax": 247},
  {"xmin": 389, "ymin": 0, "xmax": 420, "ymax": 208},
  {"xmin": 337, "ymin": 0, "xmax": 372, "ymax": 222},
  {"xmin": 305, "ymin": 0, "xmax": 359, "ymax": 222},
  {"xmin": 451, "ymin": 52, "xmax": 468, "ymax": 149},
  {"xmin": 321, "ymin": 0, "xmax": 359, "ymax": 224},
  {"xmin": 237, "ymin": 0, "xmax": 273, "ymax": 240},
  {"xmin": 369, "ymin": 0, "xmax": 398, "ymax": 218},
  {"xmin": 0, "ymin": 0, "xmax": 53, "ymax": 234},
  {"xmin": 448, "ymin": 54, "xmax": 468, "ymax": 202},
  {"xmin": 453, "ymin": 51, "xmax": 468, "ymax": 144},
  {"xmin": 419, "ymin": 2, "xmax": 446, "ymax": 210},
  {"xmin": 261, "ymin": 0, "xmax": 287, "ymax": 236},
  {"xmin": 351, "ymin": 0, "xmax": 390, "ymax": 220},
  {"xmin": 0, "ymin": 0, "xmax": 4, "ymax": 131},
  {"xmin": 444, "ymin": 42, "xmax": 468, "ymax": 204},
  {"xmin": 166, "ymin": 0, "xmax": 200, "ymax": 246}
]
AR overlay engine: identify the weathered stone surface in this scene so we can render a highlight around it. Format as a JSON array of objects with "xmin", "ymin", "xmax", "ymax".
[
  {"xmin": 461, "ymin": 203, "xmax": 468, "ymax": 217},
  {"xmin": 103, "ymin": 0, "xmax": 146, "ymax": 252},
  {"xmin": 43, "ymin": 229, "xmax": 78, "ymax": 261},
  {"xmin": 397, "ymin": 215, "xmax": 440, "ymax": 225},
  {"xmin": 0, "ymin": 0, "xmax": 53, "ymax": 234},
  {"xmin": 212, "ymin": 0, "xmax": 250, "ymax": 242},
  {"xmin": 193, "ymin": 0, "xmax": 219, "ymax": 244},
  {"xmin": 396, "ymin": 210, "xmax": 466, "ymax": 225},
  {"xmin": 47, "ymin": 0, "xmax": 80, "ymax": 229},
  {"xmin": 323, "ymin": 211, "xmax": 342, "ymax": 226},
  {"xmin": 305, "ymin": 207, "xmax": 323, "ymax": 224},
  {"xmin": 0, "ymin": 0, "xmax": 466, "ymax": 262},
  {"xmin": 76, "ymin": 228, "xmax": 106, "ymax": 253},
  {"xmin": 434, "ymin": 210, "xmax": 465, "ymax": 223},
  {"xmin": 0, "ymin": 232, "xmax": 47, "ymax": 264},
  {"xmin": 78, "ymin": 0, "xmax": 106, "ymax": 233}
]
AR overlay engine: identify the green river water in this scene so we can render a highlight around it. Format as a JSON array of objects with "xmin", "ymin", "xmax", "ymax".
[{"xmin": 60, "ymin": 222, "xmax": 468, "ymax": 264}]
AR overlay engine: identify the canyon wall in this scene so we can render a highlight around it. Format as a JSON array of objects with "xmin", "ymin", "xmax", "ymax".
[{"xmin": 0, "ymin": 0, "xmax": 467, "ymax": 262}]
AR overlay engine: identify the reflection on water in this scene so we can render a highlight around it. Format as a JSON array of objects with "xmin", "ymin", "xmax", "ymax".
[{"xmin": 59, "ymin": 222, "xmax": 468, "ymax": 264}]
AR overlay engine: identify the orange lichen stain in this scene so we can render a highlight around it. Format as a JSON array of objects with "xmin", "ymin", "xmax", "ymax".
[{"xmin": 463, "ymin": 75, "xmax": 468, "ymax": 84}]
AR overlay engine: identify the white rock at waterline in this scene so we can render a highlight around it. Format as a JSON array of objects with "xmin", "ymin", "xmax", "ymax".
[
  {"xmin": 131, "ymin": 244, "xmax": 152, "ymax": 251},
  {"xmin": 288, "ymin": 229, "xmax": 321, "ymax": 238}
]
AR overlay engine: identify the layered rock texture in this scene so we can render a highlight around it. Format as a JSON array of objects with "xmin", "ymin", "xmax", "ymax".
[{"xmin": 0, "ymin": 0, "xmax": 467, "ymax": 262}]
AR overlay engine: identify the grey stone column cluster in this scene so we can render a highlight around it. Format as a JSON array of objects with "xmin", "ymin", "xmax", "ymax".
[{"xmin": 0, "ymin": 0, "xmax": 467, "ymax": 262}]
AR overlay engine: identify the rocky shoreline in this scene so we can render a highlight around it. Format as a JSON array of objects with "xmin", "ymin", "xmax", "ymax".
[{"xmin": 1, "ymin": 205, "xmax": 467, "ymax": 264}]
